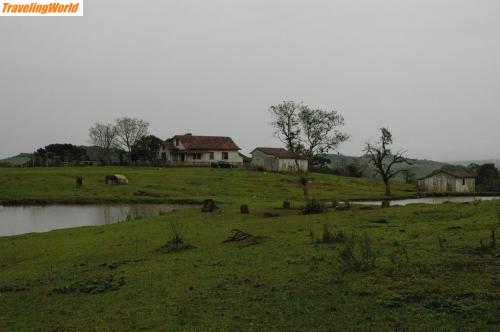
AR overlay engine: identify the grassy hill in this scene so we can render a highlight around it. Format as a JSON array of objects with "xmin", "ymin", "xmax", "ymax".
[
  {"xmin": 0, "ymin": 167, "xmax": 498, "ymax": 330},
  {"xmin": 0, "ymin": 153, "xmax": 32, "ymax": 167},
  {"xmin": 0, "ymin": 167, "xmax": 415, "ymax": 205}
]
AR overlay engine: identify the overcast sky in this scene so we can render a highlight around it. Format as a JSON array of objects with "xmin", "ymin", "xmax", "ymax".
[{"xmin": 1, "ymin": 0, "xmax": 499, "ymax": 161}]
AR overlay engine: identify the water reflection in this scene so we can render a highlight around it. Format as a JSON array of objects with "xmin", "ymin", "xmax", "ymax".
[{"xmin": 0, "ymin": 204, "xmax": 178, "ymax": 237}]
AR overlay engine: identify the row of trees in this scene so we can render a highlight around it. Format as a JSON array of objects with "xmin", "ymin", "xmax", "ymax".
[
  {"xmin": 34, "ymin": 144, "xmax": 87, "ymax": 163},
  {"xmin": 269, "ymin": 101, "xmax": 412, "ymax": 203},
  {"xmin": 88, "ymin": 117, "xmax": 162, "ymax": 165},
  {"xmin": 32, "ymin": 117, "xmax": 162, "ymax": 166}
]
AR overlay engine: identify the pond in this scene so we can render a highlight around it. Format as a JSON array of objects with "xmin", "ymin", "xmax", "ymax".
[
  {"xmin": 0, "ymin": 204, "xmax": 180, "ymax": 237},
  {"xmin": 351, "ymin": 196, "xmax": 500, "ymax": 206}
]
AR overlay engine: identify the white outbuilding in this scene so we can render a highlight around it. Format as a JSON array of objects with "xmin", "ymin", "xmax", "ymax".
[{"xmin": 250, "ymin": 147, "xmax": 308, "ymax": 172}]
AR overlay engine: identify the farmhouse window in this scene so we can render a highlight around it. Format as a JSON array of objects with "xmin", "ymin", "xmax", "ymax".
[
  {"xmin": 462, "ymin": 179, "xmax": 465, "ymax": 186},
  {"xmin": 209, "ymin": 152, "xmax": 214, "ymax": 160},
  {"xmin": 193, "ymin": 153, "xmax": 202, "ymax": 160},
  {"xmin": 222, "ymin": 152, "xmax": 229, "ymax": 160}
]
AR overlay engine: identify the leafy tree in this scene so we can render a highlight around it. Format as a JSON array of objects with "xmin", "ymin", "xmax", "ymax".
[
  {"xmin": 131, "ymin": 135, "xmax": 163, "ymax": 164},
  {"xmin": 312, "ymin": 154, "xmax": 331, "ymax": 169},
  {"xmin": 364, "ymin": 128, "xmax": 413, "ymax": 196},
  {"xmin": 269, "ymin": 100, "xmax": 349, "ymax": 204},
  {"xmin": 115, "ymin": 117, "xmax": 149, "ymax": 161},
  {"xmin": 44, "ymin": 144, "xmax": 86, "ymax": 161},
  {"xmin": 472, "ymin": 163, "xmax": 499, "ymax": 191},
  {"xmin": 298, "ymin": 107, "xmax": 349, "ymax": 167},
  {"xmin": 89, "ymin": 123, "xmax": 118, "ymax": 165},
  {"xmin": 346, "ymin": 162, "xmax": 364, "ymax": 178},
  {"xmin": 32, "ymin": 144, "xmax": 86, "ymax": 166}
]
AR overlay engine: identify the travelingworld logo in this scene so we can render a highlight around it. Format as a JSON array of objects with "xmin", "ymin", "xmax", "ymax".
[{"xmin": 1, "ymin": 0, "xmax": 82, "ymax": 16}]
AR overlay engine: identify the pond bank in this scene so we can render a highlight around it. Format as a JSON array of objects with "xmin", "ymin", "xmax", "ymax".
[{"xmin": 0, "ymin": 197, "xmax": 203, "ymax": 206}]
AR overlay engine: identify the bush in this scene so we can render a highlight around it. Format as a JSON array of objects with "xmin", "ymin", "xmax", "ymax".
[
  {"xmin": 321, "ymin": 225, "xmax": 347, "ymax": 243},
  {"xmin": 240, "ymin": 204, "xmax": 250, "ymax": 214},
  {"xmin": 201, "ymin": 199, "xmax": 218, "ymax": 212},
  {"xmin": 303, "ymin": 199, "xmax": 327, "ymax": 215},
  {"xmin": 158, "ymin": 221, "xmax": 195, "ymax": 253},
  {"xmin": 337, "ymin": 233, "xmax": 377, "ymax": 272}
]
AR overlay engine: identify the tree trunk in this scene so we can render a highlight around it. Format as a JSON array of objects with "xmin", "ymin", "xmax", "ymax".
[
  {"xmin": 384, "ymin": 180, "xmax": 391, "ymax": 196},
  {"xmin": 300, "ymin": 174, "xmax": 310, "ymax": 205}
]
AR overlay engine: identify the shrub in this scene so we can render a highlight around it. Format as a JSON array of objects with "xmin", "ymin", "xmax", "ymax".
[
  {"xmin": 321, "ymin": 225, "xmax": 347, "ymax": 244},
  {"xmin": 201, "ymin": 199, "xmax": 218, "ymax": 212},
  {"xmin": 240, "ymin": 204, "xmax": 250, "ymax": 214},
  {"xmin": 437, "ymin": 236, "xmax": 447, "ymax": 251},
  {"xmin": 337, "ymin": 233, "xmax": 377, "ymax": 272},
  {"xmin": 158, "ymin": 221, "xmax": 195, "ymax": 253},
  {"xmin": 303, "ymin": 199, "xmax": 327, "ymax": 215}
]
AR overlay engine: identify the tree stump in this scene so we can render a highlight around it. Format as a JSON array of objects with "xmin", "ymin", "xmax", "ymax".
[
  {"xmin": 201, "ymin": 199, "xmax": 218, "ymax": 212},
  {"xmin": 240, "ymin": 204, "xmax": 250, "ymax": 214},
  {"xmin": 336, "ymin": 202, "xmax": 351, "ymax": 211},
  {"xmin": 331, "ymin": 197, "xmax": 339, "ymax": 208}
]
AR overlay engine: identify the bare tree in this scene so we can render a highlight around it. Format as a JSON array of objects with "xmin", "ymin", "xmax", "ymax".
[
  {"xmin": 89, "ymin": 123, "xmax": 117, "ymax": 165},
  {"xmin": 269, "ymin": 101, "xmax": 349, "ymax": 204},
  {"xmin": 115, "ymin": 117, "xmax": 149, "ymax": 160},
  {"xmin": 364, "ymin": 128, "xmax": 413, "ymax": 196}
]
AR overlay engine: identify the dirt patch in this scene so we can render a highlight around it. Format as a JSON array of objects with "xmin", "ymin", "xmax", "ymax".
[{"xmin": 52, "ymin": 274, "xmax": 126, "ymax": 295}]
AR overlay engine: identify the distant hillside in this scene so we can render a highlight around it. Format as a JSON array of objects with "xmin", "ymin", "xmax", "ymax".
[
  {"xmin": 323, "ymin": 154, "xmax": 448, "ymax": 181},
  {"xmin": 0, "ymin": 153, "xmax": 32, "ymax": 166}
]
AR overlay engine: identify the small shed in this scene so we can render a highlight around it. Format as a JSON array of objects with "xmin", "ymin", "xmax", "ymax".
[
  {"xmin": 417, "ymin": 170, "xmax": 476, "ymax": 193},
  {"xmin": 250, "ymin": 147, "xmax": 308, "ymax": 172}
]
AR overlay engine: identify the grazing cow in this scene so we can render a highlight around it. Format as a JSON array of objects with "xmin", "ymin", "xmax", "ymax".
[
  {"xmin": 105, "ymin": 174, "xmax": 117, "ymax": 185},
  {"xmin": 105, "ymin": 174, "xmax": 129, "ymax": 185},
  {"xmin": 75, "ymin": 175, "xmax": 83, "ymax": 187}
]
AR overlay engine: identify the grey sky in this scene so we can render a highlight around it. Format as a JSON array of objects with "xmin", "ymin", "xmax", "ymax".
[{"xmin": 1, "ymin": 0, "xmax": 499, "ymax": 161}]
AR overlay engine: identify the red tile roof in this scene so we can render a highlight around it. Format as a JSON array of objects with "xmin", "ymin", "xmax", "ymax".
[
  {"xmin": 252, "ymin": 147, "xmax": 297, "ymax": 159},
  {"xmin": 165, "ymin": 135, "xmax": 240, "ymax": 151}
]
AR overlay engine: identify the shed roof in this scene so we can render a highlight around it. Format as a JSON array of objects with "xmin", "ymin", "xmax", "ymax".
[{"xmin": 251, "ymin": 147, "xmax": 301, "ymax": 159}]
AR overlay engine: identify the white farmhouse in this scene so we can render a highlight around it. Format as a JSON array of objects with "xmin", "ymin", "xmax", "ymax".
[
  {"xmin": 159, "ymin": 134, "xmax": 243, "ymax": 166},
  {"xmin": 250, "ymin": 147, "xmax": 308, "ymax": 172}
]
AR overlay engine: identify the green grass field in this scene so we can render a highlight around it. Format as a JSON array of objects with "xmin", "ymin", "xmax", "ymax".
[
  {"xmin": 0, "ymin": 167, "xmax": 499, "ymax": 331},
  {"xmin": 0, "ymin": 167, "xmax": 415, "ymax": 205}
]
